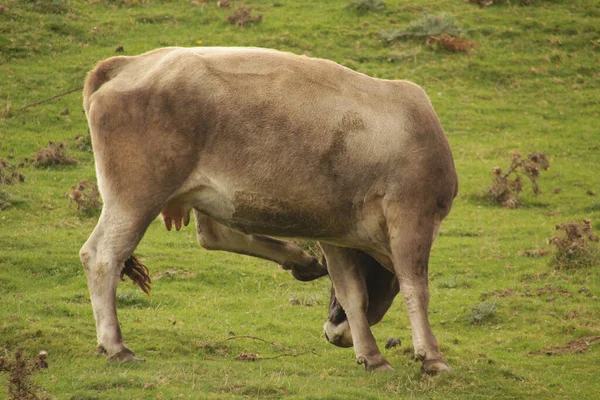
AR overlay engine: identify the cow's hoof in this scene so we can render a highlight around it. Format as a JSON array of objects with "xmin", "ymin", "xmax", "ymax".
[
  {"xmin": 283, "ymin": 259, "xmax": 328, "ymax": 282},
  {"xmin": 357, "ymin": 355, "xmax": 393, "ymax": 372},
  {"xmin": 107, "ymin": 348, "xmax": 145, "ymax": 363},
  {"xmin": 421, "ymin": 359, "xmax": 450, "ymax": 375}
]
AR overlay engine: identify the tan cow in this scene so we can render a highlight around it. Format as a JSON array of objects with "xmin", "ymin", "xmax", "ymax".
[{"xmin": 80, "ymin": 47, "xmax": 458, "ymax": 373}]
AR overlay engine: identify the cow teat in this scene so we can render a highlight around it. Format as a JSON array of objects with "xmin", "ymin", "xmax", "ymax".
[{"xmin": 161, "ymin": 199, "xmax": 191, "ymax": 231}]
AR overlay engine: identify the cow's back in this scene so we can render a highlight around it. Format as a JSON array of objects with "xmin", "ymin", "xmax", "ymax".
[{"xmin": 84, "ymin": 47, "xmax": 456, "ymax": 239}]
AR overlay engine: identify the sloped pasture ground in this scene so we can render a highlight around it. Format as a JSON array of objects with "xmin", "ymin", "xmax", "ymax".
[{"xmin": 0, "ymin": 0, "xmax": 599, "ymax": 398}]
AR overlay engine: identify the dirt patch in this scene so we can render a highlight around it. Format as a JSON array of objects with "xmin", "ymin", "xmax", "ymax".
[
  {"xmin": 235, "ymin": 353, "xmax": 258, "ymax": 362},
  {"xmin": 578, "ymin": 287, "xmax": 597, "ymax": 298},
  {"xmin": 426, "ymin": 33, "xmax": 479, "ymax": 52},
  {"xmin": 532, "ymin": 285, "xmax": 572, "ymax": 297},
  {"xmin": 529, "ymin": 336, "xmax": 600, "ymax": 355},
  {"xmin": 482, "ymin": 285, "xmax": 574, "ymax": 300},
  {"xmin": 521, "ymin": 248, "xmax": 551, "ymax": 258},
  {"xmin": 468, "ymin": 0, "xmax": 534, "ymax": 7},
  {"xmin": 480, "ymin": 288, "xmax": 518, "ymax": 300},
  {"xmin": 152, "ymin": 268, "xmax": 196, "ymax": 281},
  {"xmin": 288, "ymin": 294, "xmax": 320, "ymax": 307}
]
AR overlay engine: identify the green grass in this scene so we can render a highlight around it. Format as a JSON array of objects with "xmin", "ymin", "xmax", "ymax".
[{"xmin": 1, "ymin": 0, "xmax": 599, "ymax": 398}]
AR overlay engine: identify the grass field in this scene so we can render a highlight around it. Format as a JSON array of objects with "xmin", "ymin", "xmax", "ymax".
[{"xmin": 1, "ymin": 0, "xmax": 599, "ymax": 398}]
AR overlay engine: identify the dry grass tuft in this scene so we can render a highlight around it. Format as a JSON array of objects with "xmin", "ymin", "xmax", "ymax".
[
  {"xmin": 73, "ymin": 134, "xmax": 93, "ymax": 152},
  {"xmin": 0, "ymin": 191, "xmax": 13, "ymax": 210},
  {"xmin": 0, "ymin": 349, "xmax": 50, "ymax": 400},
  {"xmin": 0, "ymin": 158, "xmax": 25, "ymax": 185},
  {"xmin": 488, "ymin": 152, "xmax": 549, "ymax": 208},
  {"xmin": 347, "ymin": 0, "xmax": 386, "ymax": 14},
  {"xmin": 34, "ymin": 141, "xmax": 77, "ymax": 168},
  {"xmin": 380, "ymin": 13, "xmax": 462, "ymax": 42},
  {"xmin": 471, "ymin": 301, "xmax": 498, "ymax": 324},
  {"xmin": 227, "ymin": 6, "xmax": 262, "ymax": 27},
  {"xmin": 235, "ymin": 353, "xmax": 258, "ymax": 362},
  {"xmin": 549, "ymin": 219, "xmax": 599, "ymax": 270},
  {"xmin": 426, "ymin": 33, "xmax": 479, "ymax": 52},
  {"xmin": 69, "ymin": 180, "xmax": 102, "ymax": 215},
  {"xmin": 380, "ymin": 13, "xmax": 478, "ymax": 53}
]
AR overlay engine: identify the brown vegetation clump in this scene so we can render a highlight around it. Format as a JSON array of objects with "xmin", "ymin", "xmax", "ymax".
[
  {"xmin": 34, "ymin": 141, "xmax": 77, "ymax": 168},
  {"xmin": 488, "ymin": 152, "xmax": 549, "ymax": 208},
  {"xmin": 347, "ymin": 0, "xmax": 386, "ymax": 14},
  {"xmin": 549, "ymin": 219, "xmax": 599, "ymax": 270},
  {"xmin": 0, "ymin": 158, "xmax": 25, "ymax": 185},
  {"xmin": 73, "ymin": 133, "xmax": 93, "ymax": 152},
  {"xmin": 0, "ymin": 349, "xmax": 49, "ymax": 400},
  {"xmin": 529, "ymin": 336, "xmax": 600, "ymax": 356},
  {"xmin": 235, "ymin": 353, "xmax": 258, "ymax": 362},
  {"xmin": 468, "ymin": 0, "xmax": 534, "ymax": 7},
  {"xmin": 426, "ymin": 33, "xmax": 479, "ymax": 52},
  {"xmin": 69, "ymin": 180, "xmax": 102, "ymax": 215},
  {"xmin": 227, "ymin": 6, "xmax": 262, "ymax": 27}
]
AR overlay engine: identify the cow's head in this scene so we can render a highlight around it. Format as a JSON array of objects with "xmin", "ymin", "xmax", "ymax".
[{"xmin": 323, "ymin": 252, "xmax": 399, "ymax": 347}]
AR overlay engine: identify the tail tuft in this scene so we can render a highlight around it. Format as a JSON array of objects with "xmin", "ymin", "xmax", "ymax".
[{"xmin": 122, "ymin": 254, "xmax": 152, "ymax": 295}]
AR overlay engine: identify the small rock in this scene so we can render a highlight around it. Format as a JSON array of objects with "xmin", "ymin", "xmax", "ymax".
[
  {"xmin": 37, "ymin": 350, "xmax": 48, "ymax": 368},
  {"xmin": 385, "ymin": 337, "xmax": 401, "ymax": 349}
]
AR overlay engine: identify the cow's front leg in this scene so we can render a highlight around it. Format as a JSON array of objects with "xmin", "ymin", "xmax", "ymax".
[
  {"xmin": 194, "ymin": 210, "xmax": 327, "ymax": 281},
  {"xmin": 320, "ymin": 244, "xmax": 393, "ymax": 372}
]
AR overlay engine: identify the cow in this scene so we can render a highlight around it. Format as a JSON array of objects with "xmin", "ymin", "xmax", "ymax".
[{"xmin": 80, "ymin": 47, "xmax": 458, "ymax": 374}]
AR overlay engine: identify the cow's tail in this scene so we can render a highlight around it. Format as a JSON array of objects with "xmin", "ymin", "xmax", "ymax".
[
  {"xmin": 83, "ymin": 56, "xmax": 130, "ymax": 113},
  {"xmin": 121, "ymin": 254, "xmax": 152, "ymax": 295}
]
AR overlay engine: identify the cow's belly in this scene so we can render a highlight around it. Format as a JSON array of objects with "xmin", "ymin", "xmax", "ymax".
[{"xmin": 161, "ymin": 184, "xmax": 351, "ymax": 239}]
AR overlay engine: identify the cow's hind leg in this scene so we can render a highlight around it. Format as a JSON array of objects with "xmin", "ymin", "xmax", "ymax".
[
  {"xmin": 385, "ymin": 204, "xmax": 449, "ymax": 374},
  {"xmin": 194, "ymin": 210, "xmax": 327, "ymax": 281},
  {"xmin": 79, "ymin": 204, "xmax": 158, "ymax": 362},
  {"xmin": 320, "ymin": 244, "xmax": 392, "ymax": 372}
]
